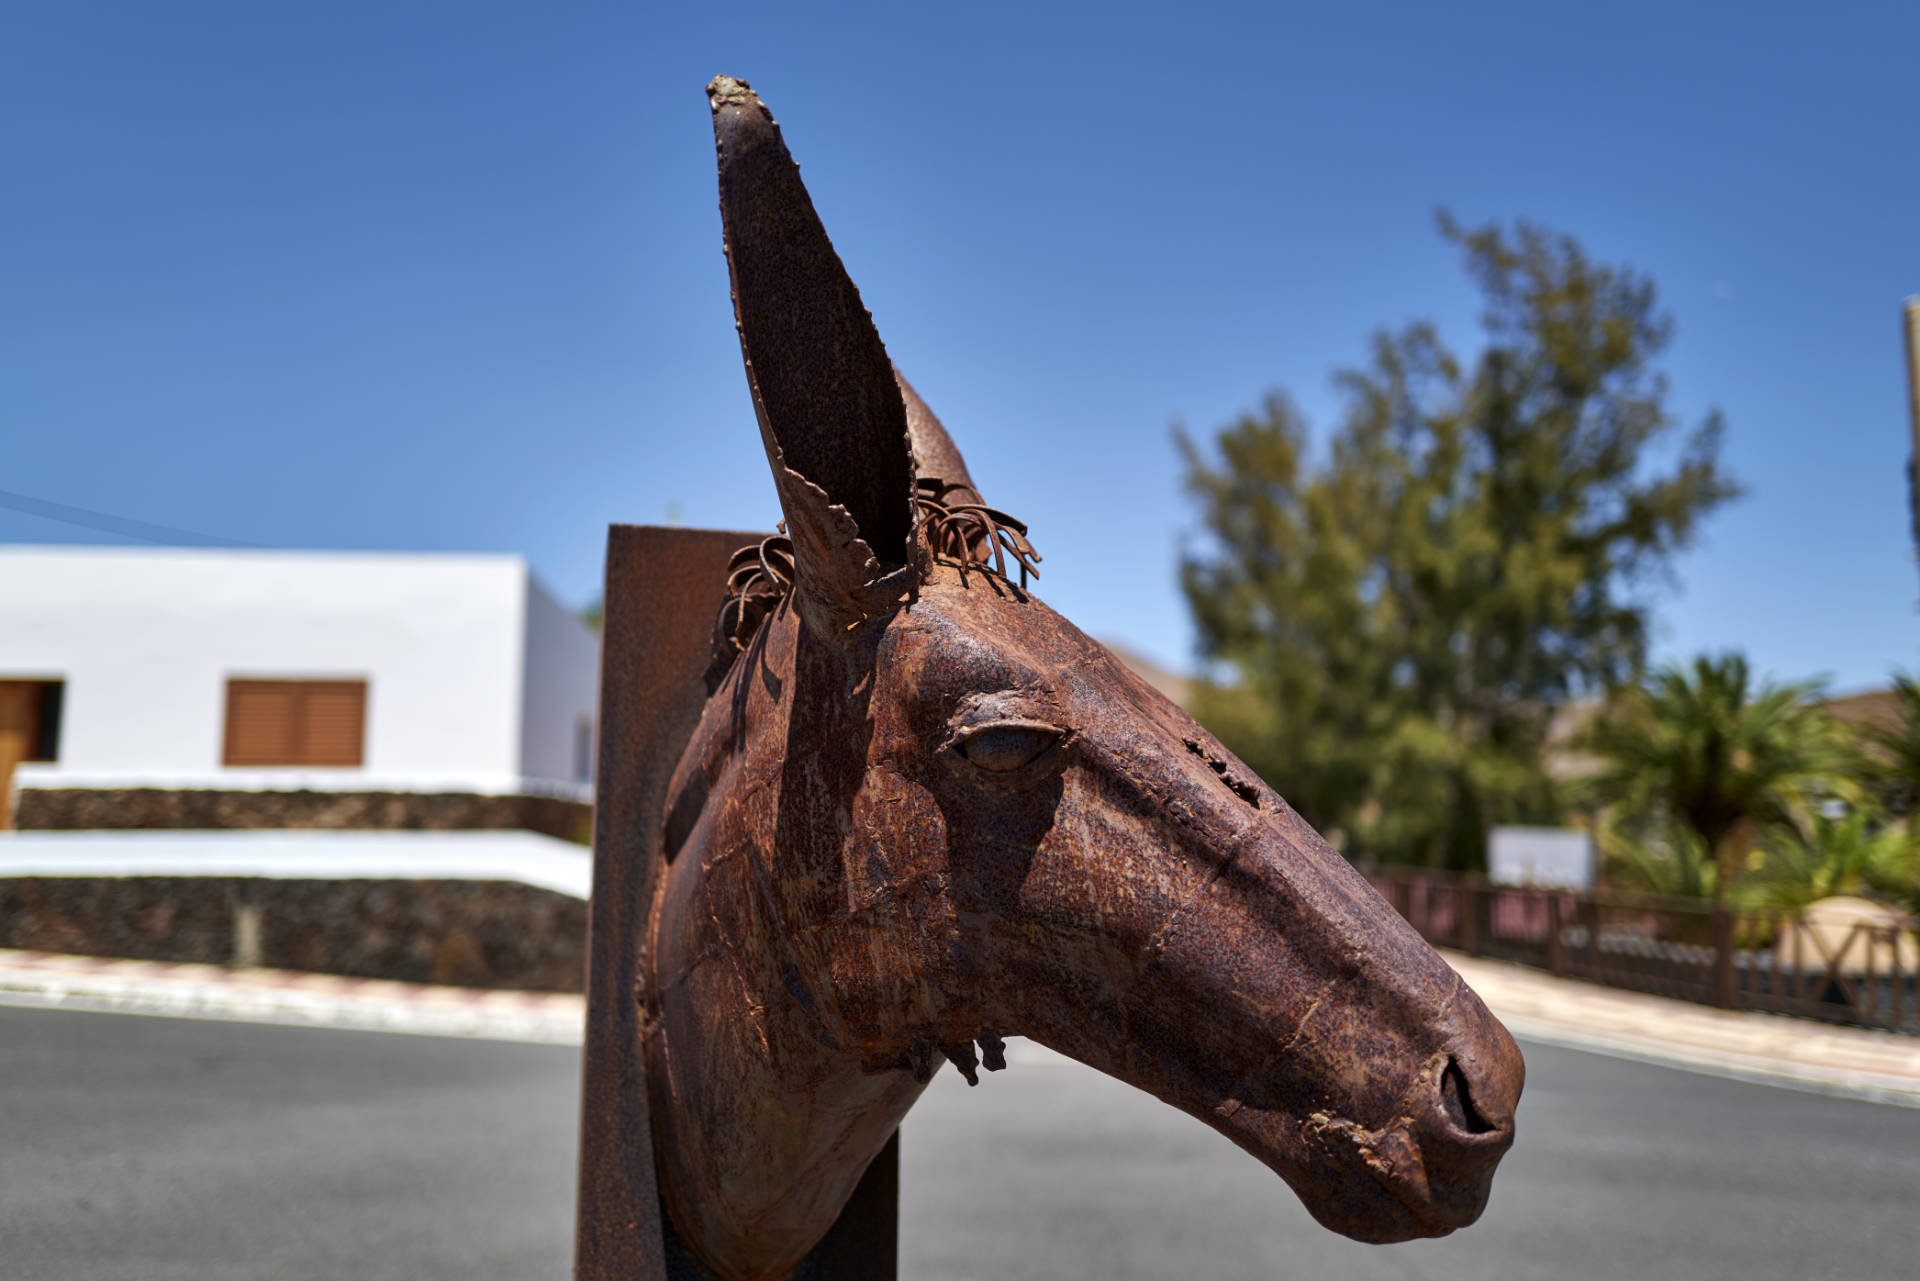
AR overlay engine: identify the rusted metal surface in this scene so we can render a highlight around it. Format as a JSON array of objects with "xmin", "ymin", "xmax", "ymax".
[
  {"xmin": 585, "ymin": 76, "xmax": 1527, "ymax": 1281},
  {"xmin": 577, "ymin": 526, "xmax": 764, "ymax": 1281},
  {"xmin": 712, "ymin": 536, "xmax": 795, "ymax": 674},
  {"xmin": 581, "ymin": 525, "xmax": 904, "ymax": 1281},
  {"xmin": 913, "ymin": 478, "xmax": 1041, "ymax": 589}
]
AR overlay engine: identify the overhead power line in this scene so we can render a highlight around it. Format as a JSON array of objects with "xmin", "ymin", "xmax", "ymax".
[{"xmin": 0, "ymin": 487, "xmax": 258, "ymax": 548}]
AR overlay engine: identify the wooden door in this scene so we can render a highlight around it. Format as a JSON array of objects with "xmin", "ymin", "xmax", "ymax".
[{"xmin": 0, "ymin": 682, "xmax": 35, "ymax": 830}]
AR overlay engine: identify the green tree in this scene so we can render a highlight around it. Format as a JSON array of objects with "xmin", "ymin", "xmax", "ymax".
[
  {"xmin": 1863, "ymin": 673, "xmax": 1920, "ymax": 816},
  {"xmin": 1579, "ymin": 653, "xmax": 1859, "ymax": 903},
  {"xmin": 1745, "ymin": 804, "xmax": 1917, "ymax": 912},
  {"xmin": 1179, "ymin": 215, "xmax": 1739, "ymax": 870},
  {"xmin": 1599, "ymin": 820, "xmax": 1721, "ymax": 901}
]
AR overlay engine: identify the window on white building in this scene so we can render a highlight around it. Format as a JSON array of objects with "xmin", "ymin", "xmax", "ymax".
[
  {"xmin": 0, "ymin": 679, "xmax": 64, "ymax": 762},
  {"xmin": 223, "ymin": 678, "xmax": 367, "ymax": 768}
]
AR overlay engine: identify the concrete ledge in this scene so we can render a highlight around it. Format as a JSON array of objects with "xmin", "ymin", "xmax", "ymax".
[{"xmin": 0, "ymin": 828, "xmax": 591, "ymax": 897}]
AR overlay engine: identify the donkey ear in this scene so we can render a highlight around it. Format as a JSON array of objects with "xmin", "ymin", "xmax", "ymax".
[
  {"xmin": 894, "ymin": 367, "xmax": 981, "ymax": 505},
  {"xmin": 709, "ymin": 77, "xmax": 918, "ymax": 637}
]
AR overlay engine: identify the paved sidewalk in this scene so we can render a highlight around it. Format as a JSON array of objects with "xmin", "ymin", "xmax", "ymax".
[
  {"xmin": 1444, "ymin": 949, "xmax": 1920, "ymax": 1107},
  {"xmin": 0, "ymin": 947, "xmax": 584, "ymax": 1044},
  {"xmin": 5, "ymin": 943, "xmax": 1918, "ymax": 1106}
]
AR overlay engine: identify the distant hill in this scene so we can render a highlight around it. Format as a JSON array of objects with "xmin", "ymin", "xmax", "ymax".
[{"xmin": 1101, "ymin": 641, "xmax": 1192, "ymax": 708}]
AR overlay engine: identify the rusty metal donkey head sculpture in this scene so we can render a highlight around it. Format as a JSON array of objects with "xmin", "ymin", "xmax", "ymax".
[{"xmin": 643, "ymin": 76, "xmax": 1523, "ymax": 1281}]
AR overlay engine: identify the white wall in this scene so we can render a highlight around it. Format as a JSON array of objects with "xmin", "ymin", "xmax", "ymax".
[
  {"xmin": 518, "ymin": 573, "xmax": 600, "ymax": 794},
  {"xmin": 0, "ymin": 546, "xmax": 534, "ymax": 794}
]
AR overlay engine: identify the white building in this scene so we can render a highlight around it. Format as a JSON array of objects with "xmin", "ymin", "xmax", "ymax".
[{"xmin": 0, "ymin": 546, "xmax": 599, "ymax": 801}]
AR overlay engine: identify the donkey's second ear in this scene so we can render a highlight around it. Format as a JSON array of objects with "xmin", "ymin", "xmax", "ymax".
[{"xmin": 709, "ymin": 76, "xmax": 918, "ymax": 638}]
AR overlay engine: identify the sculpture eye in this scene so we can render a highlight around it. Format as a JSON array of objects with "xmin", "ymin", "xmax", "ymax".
[{"xmin": 956, "ymin": 725, "xmax": 1061, "ymax": 773}]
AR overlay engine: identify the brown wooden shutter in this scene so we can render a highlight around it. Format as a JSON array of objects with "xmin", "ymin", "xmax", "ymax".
[
  {"xmin": 299, "ymin": 682, "xmax": 366, "ymax": 766},
  {"xmin": 224, "ymin": 681, "xmax": 298, "ymax": 765},
  {"xmin": 224, "ymin": 679, "xmax": 366, "ymax": 767}
]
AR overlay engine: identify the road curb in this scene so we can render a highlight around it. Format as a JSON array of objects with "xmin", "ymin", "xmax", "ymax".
[{"xmin": 0, "ymin": 948, "xmax": 584, "ymax": 1045}]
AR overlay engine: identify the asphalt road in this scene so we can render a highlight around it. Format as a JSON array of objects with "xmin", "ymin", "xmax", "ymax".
[{"xmin": 3, "ymin": 1004, "xmax": 1917, "ymax": 1280}]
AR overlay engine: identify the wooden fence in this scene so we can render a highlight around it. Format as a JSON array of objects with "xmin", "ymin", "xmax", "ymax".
[{"xmin": 1369, "ymin": 869, "xmax": 1920, "ymax": 1036}]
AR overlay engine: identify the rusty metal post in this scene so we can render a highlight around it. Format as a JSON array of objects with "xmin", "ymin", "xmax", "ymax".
[
  {"xmin": 1711, "ymin": 905, "xmax": 1737, "ymax": 1009},
  {"xmin": 576, "ymin": 525, "xmax": 903, "ymax": 1281},
  {"xmin": 576, "ymin": 526, "xmax": 763, "ymax": 1281}
]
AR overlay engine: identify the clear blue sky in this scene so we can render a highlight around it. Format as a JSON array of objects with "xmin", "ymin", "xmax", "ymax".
[{"xmin": 6, "ymin": 1, "xmax": 1916, "ymax": 691}]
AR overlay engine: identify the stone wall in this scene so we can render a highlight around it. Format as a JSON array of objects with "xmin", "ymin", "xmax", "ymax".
[
  {"xmin": 15, "ymin": 789, "xmax": 592, "ymax": 844},
  {"xmin": 0, "ymin": 876, "xmax": 588, "ymax": 991}
]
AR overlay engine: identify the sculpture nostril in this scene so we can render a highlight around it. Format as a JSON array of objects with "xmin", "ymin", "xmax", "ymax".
[{"xmin": 1438, "ymin": 1057, "xmax": 1498, "ymax": 1137}]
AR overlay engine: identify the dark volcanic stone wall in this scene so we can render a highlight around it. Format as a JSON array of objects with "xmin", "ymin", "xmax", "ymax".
[
  {"xmin": 0, "ymin": 876, "xmax": 588, "ymax": 992},
  {"xmin": 15, "ymin": 789, "xmax": 591, "ymax": 844},
  {"xmin": 0, "ymin": 877, "xmax": 236, "ymax": 966}
]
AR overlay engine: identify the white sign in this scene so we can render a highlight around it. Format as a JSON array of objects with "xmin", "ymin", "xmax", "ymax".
[{"xmin": 1487, "ymin": 826, "xmax": 1594, "ymax": 889}]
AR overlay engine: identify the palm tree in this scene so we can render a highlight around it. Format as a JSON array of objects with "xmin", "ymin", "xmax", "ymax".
[
  {"xmin": 1579, "ymin": 652, "xmax": 1859, "ymax": 905},
  {"xmin": 1864, "ymin": 673, "xmax": 1920, "ymax": 816},
  {"xmin": 1598, "ymin": 818, "xmax": 1721, "ymax": 901},
  {"xmin": 1745, "ymin": 805, "xmax": 1916, "ymax": 911}
]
